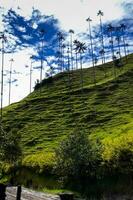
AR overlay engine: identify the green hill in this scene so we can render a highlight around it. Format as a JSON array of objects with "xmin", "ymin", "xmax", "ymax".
[{"xmin": 2, "ymin": 54, "xmax": 133, "ymax": 184}]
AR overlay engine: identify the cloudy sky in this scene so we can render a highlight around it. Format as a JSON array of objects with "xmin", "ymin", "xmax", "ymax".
[{"xmin": 0, "ymin": 0, "xmax": 132, "ymax": 107}]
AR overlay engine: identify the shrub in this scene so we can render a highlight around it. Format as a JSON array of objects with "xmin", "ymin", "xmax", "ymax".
[
  {"xmin": 0, "ymin": 129, "xmax": 22, "ymax": 164},
  {"xmin": 102, "ymin": 134, "xmax": 133, "ymax": 174},
  {"xmin": 34, "ymin": 77, "xmax": 53, "ymax": 90},
  {"xmin": 22, "ymin": 152, "xmax": 55, "ymax": 174},
  {"xmin": 55, "ymin": 129, "xmax": 101, "ymax": 184}
]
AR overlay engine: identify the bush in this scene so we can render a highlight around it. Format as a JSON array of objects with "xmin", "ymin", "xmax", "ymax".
[
  {"xmin": 0, "ymin": 129, "xmax": 22, "ymax": 164},
  {"xmin": 22, "ymin": 152, "xmax": 55, "ymax": 174},
  {"xmin": 55, "ymin": 130, "xmax": 101, "ymax": 184},
  {"xmin": 34, "ymin": 77, "xmax": 53, "ymax": 90},
  {"xmin": 102, "ymin": 134, "xmax": 133, "ymax": 174}
]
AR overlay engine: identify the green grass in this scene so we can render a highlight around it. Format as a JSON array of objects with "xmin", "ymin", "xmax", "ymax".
[{"xmin": 2, "ymin": 54, "xmax": 133, "ymax": 169}]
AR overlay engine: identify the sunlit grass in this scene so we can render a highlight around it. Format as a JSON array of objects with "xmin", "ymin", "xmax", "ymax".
[{"xmin": 2, "ymin": 54, "xmax": 133, "ymax": 171}]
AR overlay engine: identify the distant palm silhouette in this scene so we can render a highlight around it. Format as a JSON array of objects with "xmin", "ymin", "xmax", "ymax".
[
  {"xmin": 73, "ymin": 39, "xmax": 79, "ymax": 70},
  {"xmin": 126, "ymin": 43, "xmax": 129, "ymax": 55},
  {"xmin": 0, "ymin": 32, "xmax": 7, "ymax": 119},
  {"xmin": 107, "ymin": 24, "xmax": 116, "ymax": 78},
  {"xmin": 66, "ymin": 45, "xmax": 72, "ymax": 97},
  {"xmin": 57, "ymin": 50, "xmax": 61, "ymax": 73},
  {"xmin": 62, "ymin": 43, "xmax": 66, "ymax": 71},
  {"xmin": 115, "ymin": 27, "xmax": 122, "ymax": 61},
  {"xmin": 97, "ymin": 10, "xmax": 105, "ymax": 65},
  {"xmin": 74, "ymin": 40, "xmax": 86, "ymax": 90},
  {"xmin": 8, "ymin": 58, "xmax": 14, "ymax": 105},
  {"xmin": 69, "ymin": 29, "xmax": 74, "ymax": 71},
  {"xmin": 120, "ymin": 23, "xmax": 128, "ymax": 63},
  {"xmin": 30, "ymin": 56, "xmax": 34, "ymax": 93},
  {"xmin": 86, "ymin": 17, "xmax": 96, "ymax": 85},
  {"xmin": 57, "ymin": 32, "xmax": 65, "ymax": 72},
  {"xmin": 39, "ymin": 29, "xmax": 45, "ymax": 83}
]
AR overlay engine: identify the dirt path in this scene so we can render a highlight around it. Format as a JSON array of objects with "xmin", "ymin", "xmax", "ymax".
[{"xmin": 6, "ymin": 187, "xmax": 60, "ymax": 200}]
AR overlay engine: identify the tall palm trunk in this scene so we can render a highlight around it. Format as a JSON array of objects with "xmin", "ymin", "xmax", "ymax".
[
  {"xmin": 39, "ymin": 29, "xmax": 45, "ymax": 87},
  {"xmin": 0, "ymin": 34, "xmax": 5, "ymax": 120},
  {"xmin": 70, "ymin": 33, "xmax": 73, "ymax": 71},
  {"xmin": 122, "ymin": 34, "xmax": 127, "ymax": 63},
  {"xmin": 75, "ymin": 51, "xmax": 78, "ymax": 70},
  {"xmin": 62, "ymin": 44, "xmax": 65, "ymax": 72},
  {"xmin": 67, "ymin": 46, "xmax": 71, "ymax": 88},
  {"xmin": 111, "ymin": 35, "xmax": 116, "ymax": 78},
  {"xmin": 57, "ymin": 32, "xmax": 64, "ymax": 72},
  {"xmin": 9, "ymin": 58, "xmax": 14, "ymax": 105},
  {"xmin": 69, "ymin": 30, "xmax": 74, "ymax": 71},
  {"xmin": 108, "ymin": 25, "xmax": 116, "ymax": 78},
  {"xmin": 30, "ymin": 59, "xmax": 33, "ymax": 93},
  {"xmin": 40, "ymin": 40, "xmax": 44, "ymax": 83},
  {"xmin": 67, "ymin": 45, "xmax": 72, "ymax": 112},
  {"xmin": 99, "ymin": 15, "xmax": 105, "ymax": 64},
  {"xmin": 57, "ymin": 34, "xmax": 61, "ymax": 71},
  {"xmin": 86, "ymin": 18, "xmax": 96, "ymax": 85},
  {"xmin": 73, "ymin": 40, "xmax": 86, "ymax": 92},
  {"xmin": 60, "ymin": 42, "xmax": 63, "ymax": 72},
  {"xmin": 80, "ymin": 52, "xmax": 83, "ymax": 90},
  {"xmin": 116, "ymin": 36, "xmax": 122, "ymax": 61}
]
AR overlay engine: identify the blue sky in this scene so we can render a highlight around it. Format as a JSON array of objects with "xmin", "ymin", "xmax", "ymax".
[{"xmin": 0, "ymin": 0, "xmax": 132, "ymax": 106}]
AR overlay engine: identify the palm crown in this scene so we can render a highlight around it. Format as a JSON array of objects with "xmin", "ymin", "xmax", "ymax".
[{"xmin": 97, "ymin": 10, "xmax": 104, "ymax": 16}]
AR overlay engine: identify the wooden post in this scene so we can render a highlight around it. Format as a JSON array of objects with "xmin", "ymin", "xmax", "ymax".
[
  {"xmin": 16, "ymin": 185, "xmax": 21, "ymax": 200},
  {"xmin": 0, "ymin": 183, "xmax": 6, "ymax": 200}
]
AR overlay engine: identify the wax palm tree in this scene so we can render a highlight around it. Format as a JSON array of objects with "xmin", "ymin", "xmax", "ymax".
[
  {"xmin": 126, "ymin": 43, "xmax": 129, "ymax": 55},
  {"xmin": 57, "ymin": 32, "xmax": 61, "ymax": 71},
  {"xmin": 86, "ymin": 17, "xmax": 96, "ymax": 85},
  {"xmin": 39, "ymin": 29, "xmax": 45, "ymax": 83},
  {"xmin": 107, "ymin": 24, "xmax": 116, "ymax": 78},
  {"xmin": 74, "ymin": 40, "xmax": 86, "ymax": 90},
  {"xmin": 67, "ymin": 45, "xmax": 72, "ymax": 96},
  {"xmin": 57, "ymin": 32, "xmax": 65, "ymax": 72},
  {"xmin": 73, "ymin": 39, "xmax": 79, "ymax": 70},
  {"xmin": 30, "ymin": 56, "xmax": 34, "ymax": 93},
  {"xmin": 99, "ymin": 49, "xmax": 105, "ymax": 59},
  {"xmin": 120, "ymin": 23, "xmax": 127, "ymax": 63},
  {"xmin": 49, "ymin": 66, "xmax": 54, "ymax": 77},
  {"xmin": 62, "ymin": 43, "xmax": 66, "ymax": 71},
  {"xmin": 115, "ymin": 36, "xmax": 122, "ymax": 61},
  {"xmin": 8, "ymin": 58, "xmax": 14, "ymax": 105},
  {"xmin": 107, "ymin": 24, "xmax": 115, "ymax": 58},
  {"xmin": 0, "ymin": 32, "xmax": 7, "ymax": 120},
  {"xmin": 97, "ymin": 10, "xmax": 105, "ymax": 64},
  {"xmin": 94, "ymin": 57, "xmax": 98, "ymax": 66},
  {"xmin": 69, "ymin": 29, "xmax": 74, "ymax": 71},
  {"xmin": 116, "ymin": 26, "xmax": 124, "ymax": 64}
]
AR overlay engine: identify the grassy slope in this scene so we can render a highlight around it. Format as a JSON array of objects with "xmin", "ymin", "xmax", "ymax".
[{"xmin": 3, "ymin": 54, "xmax": 133, "ymax": 159}]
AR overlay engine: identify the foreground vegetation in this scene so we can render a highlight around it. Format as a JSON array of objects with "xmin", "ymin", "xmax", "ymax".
[{"xmin": 0, "ymin": 54, "xmax": 133, "ymax": 196}]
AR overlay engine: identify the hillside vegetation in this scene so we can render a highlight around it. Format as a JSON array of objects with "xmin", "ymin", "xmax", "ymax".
[{"xmin": 2, "ymin": 54, "xmax": 133, "ymax": 174}]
